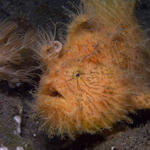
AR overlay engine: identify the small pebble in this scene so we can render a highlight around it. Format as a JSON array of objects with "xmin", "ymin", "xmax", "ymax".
[
  {"xmin": 16, "ymin": 146, "xmax": 24, "ymax": 150},
  {"xmin": 0, "ymin": 146, "xmax": 8, "ymax": 150},
  {"xmin": 16, "ymin": 82, "xmax": 21, "ymax": 87},
  {"xmin": 13, "ymin": 115, "xmax": 21, "ymax": 124},
  {"xmin": 111, "ymin": 146, "xmax": 118, "ymax": 150},
  {"xmin": 13, "ymin": 115, "xmax": 22, "ymax": 135}
]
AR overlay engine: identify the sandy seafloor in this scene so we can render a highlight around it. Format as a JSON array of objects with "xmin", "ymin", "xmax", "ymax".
[{"xmin": 1, "ymin": 0, "xmax": 150, "ymax": 150}]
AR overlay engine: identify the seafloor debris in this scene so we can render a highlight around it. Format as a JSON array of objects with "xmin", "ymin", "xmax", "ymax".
[
  {"xmin": 16, "ymin": 146, "xmax": 24, "ymax": 150},
  {"xmin": 13, "ymin": 115, "xmax": 22, "ymax": 135},
  {"xmin": 0, "ymin": 145, "xmax": 8, "ymax": 150}
]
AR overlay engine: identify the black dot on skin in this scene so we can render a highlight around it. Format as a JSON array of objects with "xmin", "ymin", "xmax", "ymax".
[{"xmin": 74, "ymin": 72, "xmax": 80, "ymax": 78}]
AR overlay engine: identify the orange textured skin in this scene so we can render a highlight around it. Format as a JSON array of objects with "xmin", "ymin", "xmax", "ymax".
[{"xmin": 36, "ymin": 0, "xmax": 150, "ymax": 138}]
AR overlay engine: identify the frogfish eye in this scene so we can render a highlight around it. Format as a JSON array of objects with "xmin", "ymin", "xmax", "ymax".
[{"xmin": 74, "ymin": 72, "xmax": 81, "ymax": 78}]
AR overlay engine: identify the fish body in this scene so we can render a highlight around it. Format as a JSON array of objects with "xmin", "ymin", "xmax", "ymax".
[{"xmin": 36, "ymin": 0, "xmax": 150, "ymax": 138}]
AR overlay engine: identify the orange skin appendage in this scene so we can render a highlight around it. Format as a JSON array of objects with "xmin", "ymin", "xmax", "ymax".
[{"xmin": 36, "ymin": 0, "xmax": 150, "ymax": 138}]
